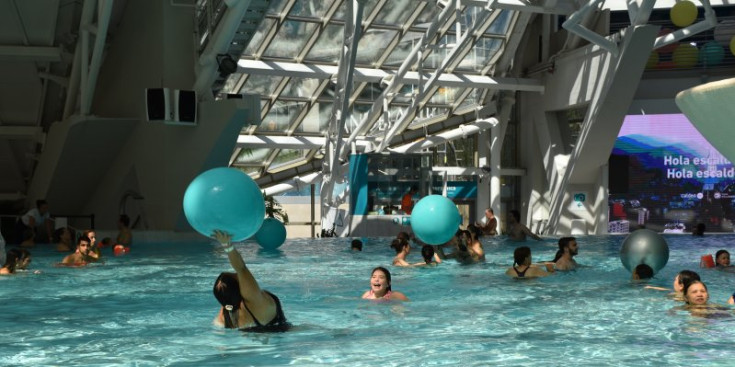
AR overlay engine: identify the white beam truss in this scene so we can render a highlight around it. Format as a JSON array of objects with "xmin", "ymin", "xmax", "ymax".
[
  {"xmin": 375, "ymin": 7, "xmax": 499, "ymax": 153},
  {"xmin": 193, "ymin": 0, "xmax": 253, "ymax": 98},
  {"xmin": 0, "ymin": 126, "xmax": 44, "ymax": 141},
  {"xmin": 340, "ymin": 0, "xmax": 458, "ymax": 149},
  {"xmin": 481, "ymin": 0, "xmax": 576, "ymax": 15},
  {"xmin": 237, "ymin": 60, "xmax": 543, "ymax": 91},
  {"xmin": 389, "ymin": 117, "xmax": 498, "ymax": 153},
  {"xmin": 81, "ymin": 0, "xmax": 114, "ymax": 115},
  {"xmin": 562, "ymin": 0, "xmax": 619, "ymax": 57},
  {"xmin": 236, "ymin": 135, "xmax": 373, "ymax": 150},
  {"xmin": 320, "ymin": 0, "xmax": 366, "ymax": 228},
  {"xmin": 652, "ymin": 0, "xmax": 717, "ymax": 50},
  {"xmin": 263, "ymin": 171, "xmax": 323, "ymax": 196}
]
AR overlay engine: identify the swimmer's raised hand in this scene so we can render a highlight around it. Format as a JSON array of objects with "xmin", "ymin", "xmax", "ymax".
[{"xmin": 212, "ymin": 230, "xmax": 232, "ymax": 245}]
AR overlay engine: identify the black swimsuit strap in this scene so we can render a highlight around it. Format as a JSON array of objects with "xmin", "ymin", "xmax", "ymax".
[
  {"xmin": 514, "ymin": 266, "xmax": 528, "ymax": 277},
  {"xmin": 240, "ymin": 290, "xmax": 286, "ymax": 327}
]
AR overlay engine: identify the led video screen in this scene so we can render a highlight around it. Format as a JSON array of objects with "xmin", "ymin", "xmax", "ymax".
[{"xmin": 609, "ymin": 114, "xmax": 735, "ymax": 233}]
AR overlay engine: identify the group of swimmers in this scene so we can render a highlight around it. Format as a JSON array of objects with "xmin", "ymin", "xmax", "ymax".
[{"xmin": 0, "ymin": 214, "xmax": 135, "ymax": 273}]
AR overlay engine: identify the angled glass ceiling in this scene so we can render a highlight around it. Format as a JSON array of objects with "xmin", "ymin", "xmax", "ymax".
[{"xmin": 218, "ymin": 0, "xmax": 521, "ymax": 183}]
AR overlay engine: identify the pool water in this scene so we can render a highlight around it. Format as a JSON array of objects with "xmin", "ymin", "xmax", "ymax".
[{"xmin": 3, "ymin": 234, "xmax": 735, "ymax": 366}]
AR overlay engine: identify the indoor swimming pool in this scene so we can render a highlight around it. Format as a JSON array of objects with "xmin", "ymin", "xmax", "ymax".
[{"xmin": 3, "ymin": 234, "xmax": 735, "ymax": 366}]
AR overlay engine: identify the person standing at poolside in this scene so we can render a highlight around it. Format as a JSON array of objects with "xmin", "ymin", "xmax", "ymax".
[
  {"xmin": 401, "ymin": 186, "xmax": 418, "ymax": 215},
  {"xmin": 16, "ymin": 199, "xmax": 53, "ymax": 244},
  {"xmin": 476, "ymin": 208, "xmax": 498, "ymax": 236},
  {"xmin": 552, "ymin": 237, "xmax": 578, "ymax": 271},
  {"xmin": 212, "ymin": 230, "xmax": 290, "ymax": 332},
  {"xmin": 362, "ymin": 266, "xmax": 408, "ymax": 301},
  {"xmin": 507, "ymin": 210, "xmax": 542, "ymax": 241}
]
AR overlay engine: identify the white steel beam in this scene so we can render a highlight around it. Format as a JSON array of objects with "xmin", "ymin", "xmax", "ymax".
[
  {"xmin": 376, "ymin": 8, "xmax": 495, "ymax": 152},
  {"xmin": 236, "ymin": 135, "xmax": 373, "ymax": 150},
  {"xmin": 482, "ymin": 0, "xmax": 576, "ymax": 15},
  {"xmin": 193, "ymin": 0, "xmax": 253, "ymax": 98},
  {"xmin": 81, "ymin": 0, "xmax": 114, "ymax": 115},
  {"xmin": 321, "ymin": 0, "xmax": 366, "ymax": 229},
  {"xmin": 0, "ymin": 46, "xmax": 62, "ymax": 62},
  {"xmin": 652, "ymin": 0, "xmax": 717, "ymax": 50},
  {"xmin": 237, "ymin": 60, "xmax": 544, "ymax": 92},
  {"xmin": 389, "ymin": 118, "xmax": 498, "ymax": 153}
]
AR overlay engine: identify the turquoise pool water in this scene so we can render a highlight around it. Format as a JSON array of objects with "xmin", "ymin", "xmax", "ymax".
[{"xmin": 3, "ymin": 234, "xmax": 735, "ymax": 366}]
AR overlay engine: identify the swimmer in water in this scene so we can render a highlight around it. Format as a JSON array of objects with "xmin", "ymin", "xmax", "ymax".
[
  {"xmin": 61, "ymin": 236, "xmax": 98, "ymax": 265},
  {"xmin": 212, "ymin": 230, "xmax": 290, "ymax": 332},
  {"xmin": 678, "ymin": 280, "xmax": 731, "ymax": 318},
  {"xmin": 361, "ymin": 267, "xmax": 408, "ymax": 301},
  {"xmin": 505, "ymin": 246, "xmax": 553, "ymax": 278},
  {"xmin": 646, "ymin": 270, "xmax": 700, "ymax": 301},
  {"xmin": 391, "ymin": 238, "xmax": 412, "ymax": 267},
  {"xmin": 413, "ymin": 245, "xmax": 441, "ymax": 267},
  {"xmin": 506, "ymin": 210, "xmax": 542, "ymax": 242}
]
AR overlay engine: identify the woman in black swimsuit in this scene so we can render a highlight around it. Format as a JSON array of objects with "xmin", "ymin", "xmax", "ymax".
[
  {"xmin": 212, "ymin": 230, "xmax": 290, "ymax": 332},
  {"xmin": 505, "ymin": 246, "xmax": 553, "ymax": 279}
]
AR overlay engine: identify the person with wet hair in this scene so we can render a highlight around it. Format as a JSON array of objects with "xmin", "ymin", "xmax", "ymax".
[
  {"xmin": 506, "ymin": 246, "xmax": 553, "ymax": 278},
  {"xmin": 351, "ymin": 239, "xmax": 363, "ymax": 251},
  {"xmin": 553, "ymin": 237, "xmax": 578, "ymax": 271},
  {"xmin": 0, "ymin": 248, "xmax": 22, "ymax": 275},
  {"xmin": 391, "ymin": 238, "xmax": 412, "ymax": 267},
  {"xmin": 361, "ymin": 266, "xmax": 408, "ymax": 301},
  {"xmin": 632, "ymin": 264, "xmax": 654, "ymax": 280},
  {"xmin": 507, "ymin": 210, "xmax": 542, "ymax": 241},
  {"xmin": 212, "ymin": 230, "xmax": 290, "ymax": 332},
  {"xmin": 413, "ymin": 245, "xmax": 441, "ymax": 267}
]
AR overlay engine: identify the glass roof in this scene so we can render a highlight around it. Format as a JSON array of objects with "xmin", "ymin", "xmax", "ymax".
[{"xmin": 220, "ymin": 0, "xmax": 521, "ymax": 182}]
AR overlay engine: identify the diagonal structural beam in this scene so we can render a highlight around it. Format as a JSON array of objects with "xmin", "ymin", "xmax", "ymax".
[
  {"xmin": 236, "ymin": 135, "xmax": 373, "ymax": 150},
  {"xmin": 375, "ymin": 8, "xmax": 495, "ymax": 152},
  {"xmin": 341, "ymin": 0, "xmax": 458, "ymax": 152},
  {"xmin": 237, "ymin": 59, "xmax": 544, "ymax": 92},
  {"xmin": 320, "ymin": 0, "xmax": 366, "ymax": 228}
]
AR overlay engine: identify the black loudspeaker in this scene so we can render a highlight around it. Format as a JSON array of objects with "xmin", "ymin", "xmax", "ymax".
[
  {"xmin": 146, "ymin": 88, "xmax": 170, "ymax": 121},
  {"xmin": 175, "ymin": 90, "xmax": 197, "ymax": 123}
]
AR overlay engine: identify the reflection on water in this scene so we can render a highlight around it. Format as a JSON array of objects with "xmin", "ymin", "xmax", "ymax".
[{"xmin": 3, "ymin": 235, "xmax": 735, "ymax": 365}]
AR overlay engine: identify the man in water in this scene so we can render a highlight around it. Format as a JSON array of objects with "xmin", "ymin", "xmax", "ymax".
[
  {"xmin": 61, "ymin": 236, "xmax": 99, "ymax": 265},
  {"xmin": 553, "ymin": 237, "xmax": 578, "ymax": 271},
  {"xmin": 476, "ymin": 208, "xmax": 498, "ymax": 236},
  {"xmin": 507, "ymin": 210, "xmax": 542, "ymax": 241}
]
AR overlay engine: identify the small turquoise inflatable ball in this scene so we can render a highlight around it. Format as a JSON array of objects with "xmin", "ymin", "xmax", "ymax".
[
  {"xmin": 410, "ymin": 195, "xmax": 461, "ymax": 245},
  {"xmin": 254, "ymin": 218, "xmax": 287, "ymax": 250},
  {"xmin": 183, "ymin": 167, "xmax": 265, "ymax": 242},
  {"xmin": 620, "ymin": 229, "xmax": 669, "ymax": 274}
]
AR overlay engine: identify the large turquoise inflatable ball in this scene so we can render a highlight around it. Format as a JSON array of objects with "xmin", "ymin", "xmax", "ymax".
[
  {"xmin": 410, "ymin": 195, "xmax": 461, "ymax": 245},
  {"xmin": 183, "ymin": 167, "xmax": 265, "ymax": 242},
  {"xmin": 619, "ymin": 229, "xmax": 669, "ymax": 274},
  {"xmin": 254, "ymin": 218, "xmax": 287, "ymax": 250}
]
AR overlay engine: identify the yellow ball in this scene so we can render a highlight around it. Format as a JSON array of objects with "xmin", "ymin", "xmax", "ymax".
[
  {"xmin": 672, "ymin": 43, "xmax": 698, "ymax": 68},
  {"xmin": 670, "ymin": 0, "xmax": 697, "ymax": 27},
  {"xmin": 645, "ymin": 51, "xmax": 659, "ymax": 69},
  {"xmin": 731, "ymin": 36, "xmax": 735, "ymax": 56}
]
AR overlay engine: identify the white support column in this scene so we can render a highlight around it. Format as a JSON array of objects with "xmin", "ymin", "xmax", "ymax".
[
  {"xmin": 489, "ymin": 95, "xmax": 515, "ymax": 217},
  {"xmin": 320, "ymin": 0, "xmax": 366, "ymax": 229}
]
